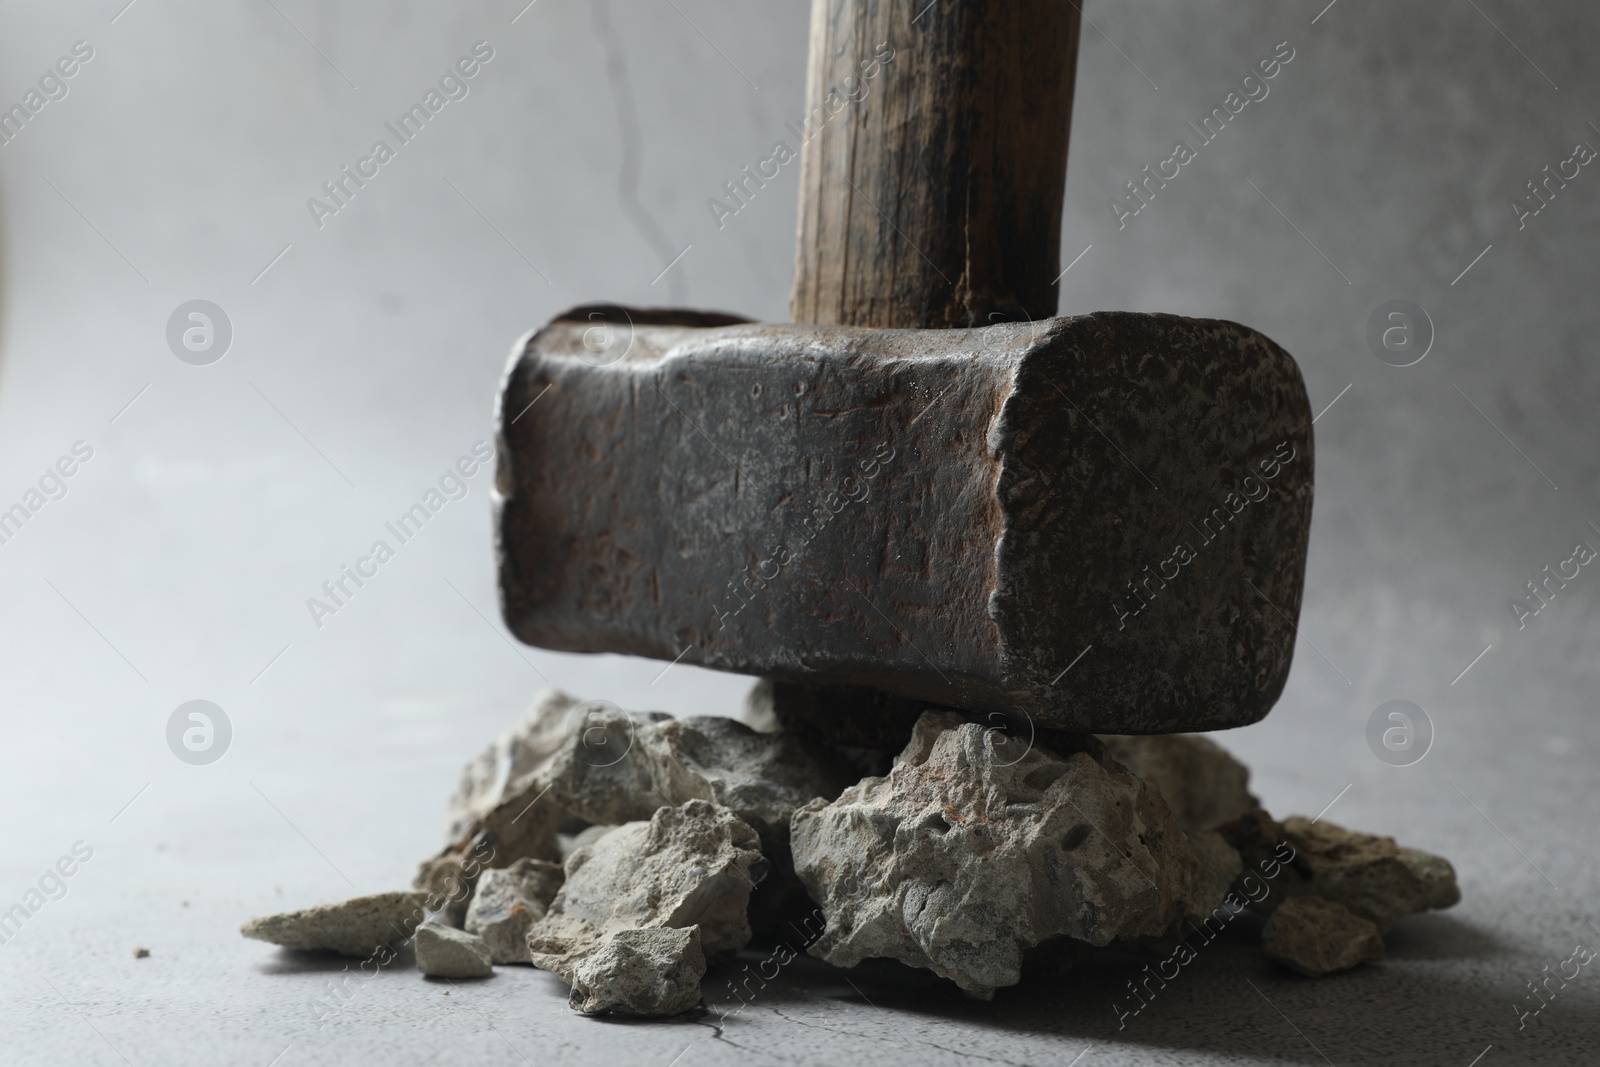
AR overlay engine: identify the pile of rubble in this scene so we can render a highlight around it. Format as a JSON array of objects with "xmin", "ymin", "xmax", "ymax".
[{"xmin": 242, "ymin": 686, "xmax": 1459, "ymax": 1015}]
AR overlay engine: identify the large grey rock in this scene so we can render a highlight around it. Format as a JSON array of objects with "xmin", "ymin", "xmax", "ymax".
[
  {"xmin": 414, "ymin": 922, "xmax": 493, "ymax": 978},
  {"xmin": 240, "ymin": 892, "xmax": 425, "ymax": 957},
  {"xmin": 1097, "ymin": 733, "xmax": 1257, "ymax": 833},
  {"xmin": 568, "ymin": 926, "xmax": 707, "ymax": 1016},
  {"xmin": 791, "ymin": 712, "xmax": 1198, "ymax": 999},
  {"xmin": 527, "ymin": 800, "xmax": 765, "ymax": 986},
  {"xmin": 465, "ymin": 859, "xmax": 565, "ymax": 964},
  {"xmin": 1262, "ymin": 895, "xmax": 1385, "ymax": 976}
]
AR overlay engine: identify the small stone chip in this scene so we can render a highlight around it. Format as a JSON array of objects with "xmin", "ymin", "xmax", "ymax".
[
  {"xmin": 240, "ymin": 891, "xmax": 426, "ymax": 957},
  {"xmin": 465, "ymin": 859, "xmax": 565, "ymax": 964},
  {"xmin": 415, "ymin": 922, "xmax": 493, "ymax": 979},
  {"xmin": 569, "ymin": 927, "xmax": 707, "ymax": 1016},
  {"xmin": 133, "ymin": 947, "xmax": 150, "ymax": 959},
  {"xmin": 1263, "ymin": 895, "xmax": 1385, "ymax": 976}
]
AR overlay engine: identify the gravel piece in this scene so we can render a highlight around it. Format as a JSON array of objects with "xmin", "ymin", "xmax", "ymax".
[
  {"xmin": 415, "ymin": 922, "xmax": 493, "ymax": 978},
  {"xmin": 240, "ymin": 892, "xmax": 426, "ymax": 957},
  {"xmin": 1263, "ymin": 895, "xmax": 1385, "ymax": 976}
]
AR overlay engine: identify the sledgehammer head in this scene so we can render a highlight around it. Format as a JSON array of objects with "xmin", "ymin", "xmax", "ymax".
[{"xmin": 494, "ymin": 306, "xmax": 1312, "ymax": 733}]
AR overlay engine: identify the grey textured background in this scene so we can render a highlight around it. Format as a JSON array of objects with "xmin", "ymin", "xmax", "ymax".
[{"xmin": 1, "ymin": 1, "xmax": 1597, "ymax": 1064}]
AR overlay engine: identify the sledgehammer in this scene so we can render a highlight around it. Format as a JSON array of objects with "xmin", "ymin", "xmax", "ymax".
[{"xmin": 491, "ymin": 1, "xmax": 1312, "ymax": 733}]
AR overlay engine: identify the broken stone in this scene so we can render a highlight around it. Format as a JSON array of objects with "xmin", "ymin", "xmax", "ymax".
[
  {"xmin": 240, "ymin": 891, "xmax": 426, "ymax": 957},
  {"xmin": 1280, "ymin": 816, "xmax": 1460, "ymax": 933},
  {"xmin": 1186, "ymin": 829, "xmax": 1246, "ymax": 917},
  {"xmin": 791, "ymin": 711, "xmax": 1197, "ymax": 999},
  {"xmin": 1097, "ymin": 733, "xmax": 1257, "ymax": 833},
  {"xmin": 558, "ymin": 824, "xmax": 616, "ymax": 861},
  {"xmin": 465, "ymin": 859, "xmax": 565, "ymax": 964},
  {"xmin": 448, "ymin": 688, "xmax": 588, "ymax": 841},
  {"xmin": 1216, "ymin": 809, "xmax": 1460, "ymax": 933},
  {"xmin": 1262, "ymin": 895, "xmax": 1385, "ymax": 976},
  {"xmin": 568, "ymin": 926, "xmax": 707, "ymax": 1016},
  {"xmin": 527, "ymin": 800, "xmax": 764, "ymax": 987},
  {"xmin": 505, "ymin": 706, "xmax": 854, "ymax": 844},
  {"xmin": 418, "ymin": 691, "xmax": 681, "ymax": 928},
  {"xmin": 415, "ymin": 922, "xmax": 493, "ymax": 978},
  {"xmin": 435, "ymin": 700, "xmax": 854, "ymax": 939},
  {"xmin": 414, "ymin": 822, "xmax": 534, "ymax": 933},
  {"xmin": 1216, "ymin": 806, "xmax": 1302, "ymax": 905}
]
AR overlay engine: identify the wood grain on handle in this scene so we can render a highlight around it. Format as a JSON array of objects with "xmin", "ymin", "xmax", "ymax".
[{"xmin": 790, "ymin": 0, "xmax": 1082, "ymax": 329}]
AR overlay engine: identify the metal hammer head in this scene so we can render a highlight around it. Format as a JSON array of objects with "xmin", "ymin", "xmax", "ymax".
[{"xmin": 493, "ymin": 305, "xmax": 1311, "ymax": 733}]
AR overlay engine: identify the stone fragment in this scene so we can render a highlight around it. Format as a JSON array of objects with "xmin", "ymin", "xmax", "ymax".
[
  {"xmin": 414, "ymin": 922, "xmax": 494, "ymax": 978},
  {"xmin": 1097, "ymin": 733, "xmax": 1257, "ymax": 833},
  {"xmin": 517, "ymin": 707, "xmax": 856, "ymax": 841},
  {"xmin": 641, "ymin": 716, "xmax": 857, "ymax": 845},
  {"xmin": 465, "ymin": 859, "xmax": 565, "ymax": 964},
  {"xmin": 1215, "ymin": 809, "xmax": 1461, "ymax": 932},
  {"xmin": 1280, "ymin": 816, "xmax": 1460, "ymax": 933},
  {"xmin": 558, "ymin": 824, "xmax": 616, "ymax": 861},
  {"xmin": 568, "ymin": 927, "xmax": 707, "ymax": 1016},
  {"xmin": 240, "ymin": 892, "xmax": 426, "ymax": 957},
  {"xmin": 1186, "ymin": 829, "xmax": 1246, "ymax": 917},
  {"xmin": 415, "ymin": 699, "xmax": 666, "ymax": 922},
  {"xmin": 448, "ymin": 688, "xmax": 588, "ymax": 840},
  {"xmin": 1215, "ymin": 806, "xmax": 1304, "ymax": 908},
  {"xmin": 460, "ymin": 704, "xmax": 853, "ymax": 928},
  {"xmin": 791, "ymin": 712, "xmax": 1197, "ymax": 999},
  {"xmin": 1262, "ymin": 896, "xmax": 1385, "ymax": 976},
  {"xmin": 527, "ymin": 800, "xmax": 764, "ymax": 985},
  {"xmin": 415, "ymin": 832, "xmax": 524, "ymax": 932}
]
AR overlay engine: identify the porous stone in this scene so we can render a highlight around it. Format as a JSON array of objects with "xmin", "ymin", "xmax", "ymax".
[
  {"xmin": 1262, "ymin": 895, "xmax": 1385, "ymax": 976},
  {"xmin": 240, "ymin": 892, "xmax": 426, "ymax": 957},
  {"xmin": 791, "ymin": 711, "xmax": 1197, "ymax": 999},
  {"xmin": 1280, "ymin": 815, "xmax": 1460, "ymax": 933},
  {"xmin": 1097, "ymin": 733, "xmax": 1257, "ymax": 833},
  {"xmin": 414, "ymin": 922, "xmax": 493, "ymax": 978},
  {"xmin": 465, "ymin": 859, "xmax": 565, "ymax": 964},
  {"xmin": 568, "ymin": 926, "xmax": 707, "ymax": 1016},
  {"xmin": 527, "ymin": 800, "xmax": 765, "ymax": 986}
]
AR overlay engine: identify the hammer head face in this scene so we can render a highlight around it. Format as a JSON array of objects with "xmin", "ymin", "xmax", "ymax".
[{"xmin": 495, "ymin": 306, "xmax": 1312, "ymax": 733}]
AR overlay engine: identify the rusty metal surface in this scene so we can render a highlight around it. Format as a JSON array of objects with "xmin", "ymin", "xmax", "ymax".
[{"xmin": 495, "ymin": 306, "xmax": 1312, "ymax": 732}]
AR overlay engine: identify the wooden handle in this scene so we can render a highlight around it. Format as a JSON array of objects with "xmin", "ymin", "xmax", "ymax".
[{"xmin": 789, "ymin": 0, "xmax": 1082, "ymax": 329}]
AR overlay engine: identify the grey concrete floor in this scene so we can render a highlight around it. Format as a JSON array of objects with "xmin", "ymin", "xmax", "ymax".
[{"xmin": 2, "ymin": 1, "xmax": 1598, "ymax": 1064}]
